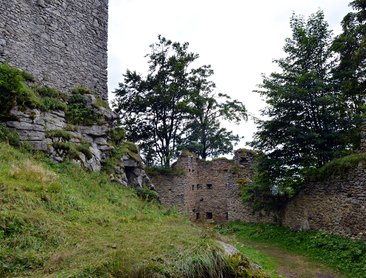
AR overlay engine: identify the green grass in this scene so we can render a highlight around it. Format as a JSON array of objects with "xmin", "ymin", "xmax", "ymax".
[
  {"xmin": 306, "ymin": 152, "xmax": 366, "ymax": 181},
  {"xmin": 219, "ymin": 222, "xmax": 366, "ymax": 278},
  {"xmin": 233, "ymin": 242, "xmax": 281, "ymax": 278},
  {"xmin": 0, "ymin": 143, "xmax": 268, "ymax": 277}
]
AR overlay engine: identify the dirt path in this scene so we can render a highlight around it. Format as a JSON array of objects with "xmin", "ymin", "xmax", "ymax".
[{"xmin": 239, "ymin": 240, "xmax": 343, "ymax": 278}]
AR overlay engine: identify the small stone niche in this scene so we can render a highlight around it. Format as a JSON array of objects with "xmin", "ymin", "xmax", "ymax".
[
  {"xmin": 206, "ymin": 184, "xmax": 213, "ymax": 189},
  {"xmin": 206, "ymin": 212, "xmax": 213, "ymax": 219}
]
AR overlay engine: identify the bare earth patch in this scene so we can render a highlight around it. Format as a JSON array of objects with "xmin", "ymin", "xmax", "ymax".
[{"xmin": 242, "ymin": 241, "xmax": 343, "ymax": 278}]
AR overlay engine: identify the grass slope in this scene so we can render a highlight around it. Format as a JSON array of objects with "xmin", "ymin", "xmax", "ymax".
[{"xmin": 0, "ymin": 143, "xmax": 239, "ymax": 277}]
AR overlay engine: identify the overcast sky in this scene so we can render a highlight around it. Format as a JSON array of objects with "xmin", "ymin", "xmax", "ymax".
[{"xmin": 107, "ymin": 0, "xmax": 352, "ymax": 149}]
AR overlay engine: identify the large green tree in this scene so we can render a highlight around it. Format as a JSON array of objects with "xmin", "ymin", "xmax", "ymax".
[
  {"xmin": 182, "ymin": 65, "xmax": 247, "ymax": 159},
  {"xmin": 332, "ymin": 0, "xmax": 366, "ymax": 148},
  {"xmin": 113, "ymin": 36, "xmax": 246, "ymax": 166},
  {"xmin": 249, "ymin": 11, "xmax": 349, "ymax": 206}
]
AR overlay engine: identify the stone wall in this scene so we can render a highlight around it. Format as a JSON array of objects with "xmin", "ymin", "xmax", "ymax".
[
  {"xmin": 152, "ymin": 150, "xmax": 275, "ymax": 223},
  {"xmin": 0, "ymin": 0, "xmax": 108, "ymax": 100},
  {"xmin": 283, "ymin": 164, "xmax": 366, "ymax": 241}
]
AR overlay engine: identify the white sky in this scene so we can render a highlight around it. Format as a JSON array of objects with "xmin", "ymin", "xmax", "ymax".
[{"xmin": 107, "ymin": 0, "xmax": 352, "ymax": 149}]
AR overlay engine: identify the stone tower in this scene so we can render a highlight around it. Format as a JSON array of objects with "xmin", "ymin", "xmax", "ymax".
[{"xmin": 0, "ymin": 0, "xmax": 109, "ymax": 100}]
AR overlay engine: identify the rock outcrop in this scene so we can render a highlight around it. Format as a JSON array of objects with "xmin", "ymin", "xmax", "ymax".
[{"xmin": 4, "ymin": 95, "xmax": 154, "ymax": 190}]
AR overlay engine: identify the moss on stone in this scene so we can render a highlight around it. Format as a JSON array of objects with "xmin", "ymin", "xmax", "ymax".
[
  {"xmin": 94, "ymin": 97, "xmax": 109, "ymax": 109},
  {"xmin": 45, "ymin": 129, "xmax": 74, "ymax": 141},
  {"xmin": 51, "ymin": 141, "xmax": 92, "ymax": 161},
  {"xmin": 103, "ymin": 141, "xmax": 140, "ymax": 173},
  {"xmin": 0, "ymin": 124, "xmax": 20, "ymax": 147},
  {"xmin": 306, "ymin": 152, "xmax": 366, "ymax": 181}
]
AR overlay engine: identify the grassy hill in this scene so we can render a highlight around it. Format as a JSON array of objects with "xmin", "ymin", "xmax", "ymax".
[{"xmin": 0, "ymin": 142, "xmax": 267, "ymax": 277}]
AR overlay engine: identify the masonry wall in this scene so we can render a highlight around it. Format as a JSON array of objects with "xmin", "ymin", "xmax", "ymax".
[
  {"xmin": 283, "ymin": 164, "xmax": 366, "ymax": 241},
  {"xmin": 0, "ymin": 0, "xmax": 109, "ymax": 100},
  {"xmin": 152, "ymin": 150, "xmax": 275, "ymax": 223}
]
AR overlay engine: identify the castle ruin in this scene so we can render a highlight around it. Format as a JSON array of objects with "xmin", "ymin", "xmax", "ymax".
[{"xmin": 152, "ymin": 150, "xmax": 275, "ymax": 223}]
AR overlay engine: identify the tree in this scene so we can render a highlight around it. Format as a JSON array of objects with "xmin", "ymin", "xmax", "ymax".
[
  {"xmin": 332, "ymin": 0, "xmax": 366, "ymax": 148},
  {"xmin": 182, "ymin": 65, "xmax": 247, "ymax": 159},
  {"xmin": 113, "ymin": 36, "xmax": 247, "ymax": 166},
  {"xmin": 250, "ymin": 11, "xmax": 349, "ymax": 205}
]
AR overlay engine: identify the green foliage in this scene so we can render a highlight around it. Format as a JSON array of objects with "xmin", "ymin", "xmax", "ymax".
[
  {"xmin": 113, "ymin": 35, "xmax": 246, "ymax": 166},
  {"xmin": 0, "ymin": 63, "xmax": 42, "ymax": 119},
  {"xmin": 110, "ymin": 127, "xmax": 126, "ymax": 145},
  {"xmin": 46, "ymin": 129, "xmax": 93, "ymax": 161},
  {"xmin": 332, "ymin": 0, "xmax": 366, "ymax": 148},
  {"xmin": 136, "ymin": 186, "xmax": 159, "ymax": 202},
  {"xmin": 94, "ymin": 98, "xmax": 109, "ymax": 109},
  {"xmin": 0, "ymin": 63, "xmax": 71, "ymax": 118},
  {"xmin": 181, "ymin": 68, "xmax": 247, "ymax": 160},
  {"xmin": 72, "ymin": 86, "xmax": 91, "ymax": 95},
  {"xmin": 103, "ymin": 141, "xmax": 140, "ymax": 173},
  {"xmin": 0, "ymin": 143, "xmax": 263, "ymax": 277},
  {"xmin": 65, "ymin": 92, "xmax": 101, "ymax": 126},
  {"xmin": 0, "ymin": 124, "xmax": 20, "ymax": 147},
  {"xmin": 250, "ymin": 11, "xmax": 351, "ymax": 207},
  {"xmin": 231, "ymin": 242, "xmax": 281, "ymax": 278},
  {"xmin": 45, "ymin": 129, "xmax": 74, "ymax": 141},
  {"xmin": 306, "ymin": 152, "xmax": 366, "ymax": 181},
  {"xmin": 32, "ymin": 85, "xmax": 67, "ymax": 100},
  {"xmin": 51, "ymin": 141, "xmax": 92, "ymax": 161},
  {"xmin": 219, "ymin": 222, "xmax": 366, "ymax": 278}
]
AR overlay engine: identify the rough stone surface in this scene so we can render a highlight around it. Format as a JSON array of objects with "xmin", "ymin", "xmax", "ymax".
[
  {"xmin": 5, "ymin": 105, "xmax": 112, "ymax": 171},
  {"xmin": 0, "ymin": 0, "xmax": 109, "ymax": 100},
  {"xmin": 111, "ymin": 154, "xmax": 154, "ymax": 189},
  {"xmin": 283, "ymin": 165, "xmax": 366, "ymax": 241},
  {"xmin": 152, "ymin": 150, "xmax": 275, "ymax": 223}
]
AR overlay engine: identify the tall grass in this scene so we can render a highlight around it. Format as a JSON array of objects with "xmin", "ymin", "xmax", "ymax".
[{"xmin": 0, "ymin": 143, "xmax": 266, "ymax": 277}]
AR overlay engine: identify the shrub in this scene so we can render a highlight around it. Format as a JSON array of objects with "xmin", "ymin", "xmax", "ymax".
[
  {"xmin": 0, "ymin": 63, "xmax": 42, "ymax": 119},
  {"xmin": 65, "ymin": 93, "xmax": 101, "ymax": 126},
  {"xmin": 306, "ymin": 153, "xmax": 366, "ymax": 181},
  {"xmin": 95, "ymin": 98, "xmax": 109, "ymax": 109},
  {"xmin": 110, "ymin": 127, "xmax": 126, "ymax": 145},
  {"xmin": 51, "ymin": 141, "xmax": 92, "ymax": 161},
  {"xmin": 46, "ymin": 129, "xmax": 74, "ymax": 141},
  {"xmin": 136, "ymin": 186, "xmax": 159, "ymax": 202},
  {"xmin": 103, "ymin": 141, "xmax": 140, "ymax": 173},
  {"xmin": 0, "ymin": 124, "xmax": 20, "ymax": 147}
]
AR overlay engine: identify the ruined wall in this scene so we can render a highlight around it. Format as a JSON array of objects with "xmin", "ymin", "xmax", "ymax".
[
  {"xmin": 0, "ymin": 0, "xmax": 108, "ymax": 100},
  {"xmin": 152, "ymin": 150, "xmax": 275, "ymax": 223},
  {"xmin": 283, "ymin": 166, "xmax": 366, "ymax": 240}
]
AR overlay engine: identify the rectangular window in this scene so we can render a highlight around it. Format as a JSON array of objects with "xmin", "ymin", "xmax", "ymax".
[
  {"xmin": 192, "ymin": 185, "xmax": 194, "ymax": 190},
  {"xmin": 206, "ymin": 212, "xmax": 213, "ymax": 219},
  {"xmin": 196, "ymin": 213, "xmax": 200, "ymax": 220},
  {"xmin": 206, "ymin": 184, "xmax": 213, "ymax": 189}
]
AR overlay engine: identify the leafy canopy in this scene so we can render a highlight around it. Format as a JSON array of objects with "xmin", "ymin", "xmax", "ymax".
[
  {"xmin": 249, "ymin": 11, "xmax": 351, "ymax": 208},
  {"xmin": 113, "ymin": 35, "xmax": 247, "ymax": 166}
]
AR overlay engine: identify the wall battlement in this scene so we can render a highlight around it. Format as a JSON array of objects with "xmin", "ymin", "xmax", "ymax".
[
  {"xmin": 152, "ymin": 150, "xmax": 275, "ymax": 223},
  {"xmin": 0, "ymin": 0, "xmax": 109, "ymax": 100}
]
